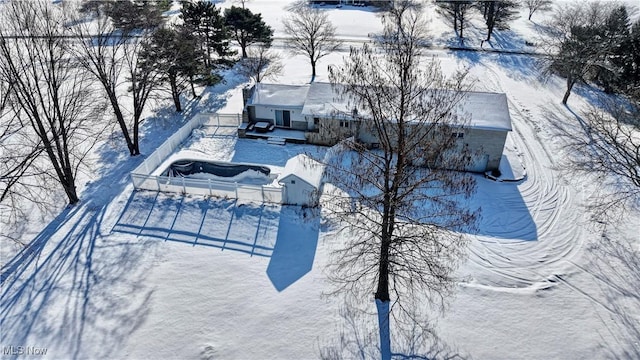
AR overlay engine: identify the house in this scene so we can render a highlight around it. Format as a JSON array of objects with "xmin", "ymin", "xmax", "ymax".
[
  {"xmin": 277, "ymin": 154, "xmax": 324, "ymax": 206},
  {"xmin": 243, "ymin": 82, "xmax": 512, "ymax": 172}
]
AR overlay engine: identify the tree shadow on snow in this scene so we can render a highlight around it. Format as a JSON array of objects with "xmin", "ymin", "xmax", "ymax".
[
  {"xmin": 585, "ymin": 231, "xmax": 640, "ymax": 359},
  {"xmin": 111, "ymin": 191, "xmax": 279, "ymax": 257},
  {"xmin": 111, "ymin": 191, "xmax": 320, "ymax": 291},
  {"xmin": 491, "ymin": 53, "xmax": 542, "ymax": 82},
  {"xmin": 0, "ymin": 198, "xmax": 156, "ymax": 359},
  {"xmin": 318, "ymin": 300, "xmax": 470, "ymax": 360}
]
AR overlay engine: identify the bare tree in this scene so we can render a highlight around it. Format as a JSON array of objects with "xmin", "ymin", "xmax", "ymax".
[
  {"xmin": 70, "ymin": 5, "xmax": 160, "ymax": 155},
  {"xmin": 554, "ymin": 98, "xmax": 640, "ymax": 218},
  {"xmin": 0, "ymin": 81, "xmax": 49, "ymax": 228},
  {"xmin": 0, "ymin": 1, "xmax": 107, "ymax": 205},
  {"xmin": 523, "ymin": 0, "xmax": 552, "ymax": 21},
  {"xmin": 237, "ymin": 44, "xmax": 283, "ymax": 83},
  {"xmin": 324, "ymin": 2, "xmax": 478, "ymax": 359},
  {"xmin": 123, "ymin": 36, "xmax": 161, "ymax": 153},
  {"xmin": 283, "ymin": 5, "xmax": 342, "ymax": 80}
]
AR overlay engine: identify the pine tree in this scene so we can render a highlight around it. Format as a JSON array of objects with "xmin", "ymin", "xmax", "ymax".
[
  {"xmin": 180, "ymin": 1, "xmax": 231, "ymax": 68},
  {"xmin": 105, "ymin": 0, "xmax": 164, "ymax": 32},
  {"xmin": 594, "ymin": 6, "xmax": 631, "ymax": 94},
  {"xmin": 477, "ymin": 0, "xmax": 519, "ymax": 42},
  {"xmin": 436, "ymin": 0, "xmax": 474, "ymax": 40},
  {"xmin": 551, "ymin": 24, "xmax": 608, "ymax": 104},
  {"xmin": 224, "ymin": 6, "xmax": 273, "ymax": 58},
  {"xmin": 626, "ymin": 20, "xmax": 640, "ymax": 101},
  {"xmin": 139, "ymin": 27, "xmax": 208, "ymax": 112}
]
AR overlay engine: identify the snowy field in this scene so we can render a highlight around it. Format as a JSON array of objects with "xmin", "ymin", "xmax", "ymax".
[{"xmin": 1, "ymin": 1, "xmax": 640, "ymax": 359}]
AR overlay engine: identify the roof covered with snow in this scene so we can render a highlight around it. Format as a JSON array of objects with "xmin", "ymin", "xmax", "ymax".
[
  {"xmin": 301, "ymin": 82, "xmax": 355, "ymax": 118},
  {"xmin": 247, "ymin": 83, "xmax": 309, "ymax": 108},
  {"xmin": 459, "ymin": 92, "xmax": 512, "ymax": 131},
  {"xmin": 278, "ymin": 154, "xmax": 324, "ymax": 189},
  {"xmin": 249, "ymin": 82, "xmax": 511, "ymax": 131}
]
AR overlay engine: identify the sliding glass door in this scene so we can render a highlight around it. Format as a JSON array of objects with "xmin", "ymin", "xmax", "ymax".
[{"xmin": 275, "ymin": 110, "xmax": 291, "ymax": 127}]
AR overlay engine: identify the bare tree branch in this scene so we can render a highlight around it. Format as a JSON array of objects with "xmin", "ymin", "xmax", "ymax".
[
  {"xmin": 553, "ymin": 97, "xmax": 640, "ymax": 218},
  {"xmin": 320, "ymin": 1, "xmax": 478, "ymax": 357},
  {"xmin": 237, "ymin": 44, "xmax": 283, "ymax": 83},
  {"xmin": 283, "ymin": 5, "xmax": 342, "ymax": 80},
  {"xmin": 0, "ymin": 0, "xmax": 107, "ymax": 206}
]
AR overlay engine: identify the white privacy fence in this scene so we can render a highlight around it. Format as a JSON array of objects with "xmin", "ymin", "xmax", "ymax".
[{"xmin": 130, "ymin": 113, "xmax": 286, "ymax": 204}]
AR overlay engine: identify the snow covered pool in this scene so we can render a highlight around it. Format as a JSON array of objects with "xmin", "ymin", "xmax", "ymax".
[{"xmin": 162, "ymin": 159, "xmax": 273, "ymax": 186}]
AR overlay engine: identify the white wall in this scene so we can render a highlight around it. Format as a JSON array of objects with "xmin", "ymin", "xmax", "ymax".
[
  {"xmin": 253, "ymin": 105, "xmax": 305, "ymax": 123},
  {"xmin": 281, "ymin": 175, "xmax": 317, "ymax": 206}
]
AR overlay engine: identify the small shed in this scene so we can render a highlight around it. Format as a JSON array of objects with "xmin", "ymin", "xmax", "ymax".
[{"xmin": 278, "ymin": 154, "xmax": 324, "ymax": 207}]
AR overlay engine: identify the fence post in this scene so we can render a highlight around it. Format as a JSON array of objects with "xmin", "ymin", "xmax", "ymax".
[
  {"xmin": 182, "ymin": 176, "xmax": 186, "ymax": 194},
  {"xmin": 156, "ymin": 176, "xmax": 161, "ymax": 191},
  {"xmin": 235, "ymin": 182, "xmax": 238, "ymax": 199}
]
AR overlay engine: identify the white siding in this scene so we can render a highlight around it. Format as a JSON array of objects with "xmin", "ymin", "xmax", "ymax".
[
  {"xmin": 253, "ymin": 105, "xmax": 305, "ymax": 122},
  {"xmin": 281, "ymin": 176, "xmax": 317, "ymax": 206}
]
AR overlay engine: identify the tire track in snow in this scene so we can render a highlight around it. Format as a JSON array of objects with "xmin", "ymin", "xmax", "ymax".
[{"xmin": 463, "ymin": 59, "xmax": 586, "ymax": 290}]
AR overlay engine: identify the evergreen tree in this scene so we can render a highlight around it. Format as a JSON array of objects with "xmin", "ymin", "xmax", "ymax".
[
  {"xmin": 78, "ymin": 0, "xmax": 111, "ymax": 18},
  {"xmin": 593, "ymin": 6, "xmax": 630, "ymax": 93},
  {"xmin": 436, "ymin": 0, "xmax": 474, "ymax": 40},
  {"xmin": 105, "ymin": 0, "xmax": 164, "ymax": 32},
  {"xmin": 139, "ymin": 27, "xmax": 209, "ymax": 112},
  {"xmin": 551, "ymin": 24, "xmax": 608, "ymax": 104},
  {"xmin": 224, "ymin": 6, "xmax": 273, "ymax": 58},
  {"xmin": 180, "ymin": 1, "xmax": 232, "ymax": 67},
  {"xmin": 477, "ymin": 0, "xmax": 519, "ymax": 42},
  {"xmin": 625, "ymin": 20, "xmax": 640, "ymax": 101}
]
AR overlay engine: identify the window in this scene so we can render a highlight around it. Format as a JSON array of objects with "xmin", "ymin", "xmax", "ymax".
[
  {"xmin": 451, "ymin": 132, "xmax": 464, "ymax": 138},
  {"xmin": 314, "ymin": 117, "xmax": 320, "ymax": 126},
  {"xmin": 340, "ymin": 120, "xmax": 349, "ymax": 128}
]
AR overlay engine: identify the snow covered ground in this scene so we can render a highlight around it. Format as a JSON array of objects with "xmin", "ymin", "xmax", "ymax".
[{"xmin": 1, "ymin": 1, "xmax": 639, "ymax": 359}]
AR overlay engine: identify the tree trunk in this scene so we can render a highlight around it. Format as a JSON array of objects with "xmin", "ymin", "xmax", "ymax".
[
  {"xmin": 311, "ymin": 60, "xmax": 317, "ymax": 81},
  {"xmin": 453, "ymin": 8, "xmax": 459, "ymax": 38},
  {"xmin": 485, "ymin": 2, "xmax": 495, "ymax": 42},
  {"xmin": 62, "ymin": 178, "xmax": 79, "ymax": 204},
  {"xmin": 106, "ymin": 90, "xmax": 137, "ymax": 156},
  {"xmin": 562, "ymin": 77, "xmax": 575, "ymax": 104},
  {"xmin": 132, "ymin": 117, "xmax": 140, "ymax": 156},
  {"xmin": 206, "ymin": 42, "xmax": 212, "ymax": 68},
  {"xmin": 189, "ymin": 75, "xmax": 197, "ymax": 98},
  {"xmin": 486, "ymin": 22, "xmax": 494, "ymax": 42},
  {"xmin": 170, "ymin": 74, "xmax": 182, "ymax": 112},
  {"xmin": 241, "ymin": 43, "xmax": 248, "ymax": 58},
  {"xmin": 375, "ymin": 195, "xmax": 392, "ymax": 359}
]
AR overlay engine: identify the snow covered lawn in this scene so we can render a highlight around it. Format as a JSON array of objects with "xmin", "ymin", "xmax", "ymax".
[{"xmin": 1, "ymin": 0, "xmax": 639, "ymax": 359}]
